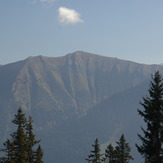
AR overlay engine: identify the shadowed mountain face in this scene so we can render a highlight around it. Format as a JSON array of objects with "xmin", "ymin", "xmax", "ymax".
[{"xmin": 0, "ymin": 51, "xmax": 163, "ymax": 162}]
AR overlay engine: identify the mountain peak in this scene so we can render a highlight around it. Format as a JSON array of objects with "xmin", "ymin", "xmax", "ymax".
[
  {"xmin": 1, "ymin": 51, "xmax": 163, "ymax": 163},
  {"xmin": 66, "ymin": 51, "xmax": 107, "ymax": 58},
  {"xmin": 26, "ymin": 55, "xmax": 46, "ymax": 62}
]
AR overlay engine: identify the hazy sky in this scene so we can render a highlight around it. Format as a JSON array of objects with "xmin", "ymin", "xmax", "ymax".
[{"xmin": 0, "ymin": 0, "xmax": 163, "ymax": 65}]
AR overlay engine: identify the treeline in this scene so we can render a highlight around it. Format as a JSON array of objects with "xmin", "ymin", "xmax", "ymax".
[
  {"xmin": 86, "ymin": 134, "xmax": 133, "ymax": 163},
  {"xmin": 0, "ymin": 108, "xmax": 43, "ymax": 163},
  {"xmin": 85, "ymin": 71, "xmax": 163, "ymax": 163}
]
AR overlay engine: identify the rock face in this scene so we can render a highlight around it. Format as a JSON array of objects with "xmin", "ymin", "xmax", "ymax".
[{"xmin": 0, "ymin": 51, "xmax": 163, "ymax": 162}]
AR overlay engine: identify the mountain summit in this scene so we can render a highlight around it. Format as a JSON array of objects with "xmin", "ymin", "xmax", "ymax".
[{"xmin": 0, "ymin": 51, "xmax": 163, "ymax": 162}]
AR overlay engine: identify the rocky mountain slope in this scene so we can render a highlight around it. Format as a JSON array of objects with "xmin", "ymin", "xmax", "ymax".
[{"xmin": 0, "ymin": 51, "xmax": 163, "ymax": 162}]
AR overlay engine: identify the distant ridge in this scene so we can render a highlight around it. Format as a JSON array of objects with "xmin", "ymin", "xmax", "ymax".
[{"xmin": 0, "ymin": 51, "xmax": 163, "ymax": 163}]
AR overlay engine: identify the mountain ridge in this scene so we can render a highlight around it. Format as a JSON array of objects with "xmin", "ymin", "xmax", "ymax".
[
  {"xmin": 2, "ymin": 51, "xmax": 162, "ymax": 66},
  {"xmin": 0, "ymin": 51, "xmax": 163, "ymax": 162},
  {"xmin": 1, "ymin": 51, "xmax": 163, "ymax": 127}
]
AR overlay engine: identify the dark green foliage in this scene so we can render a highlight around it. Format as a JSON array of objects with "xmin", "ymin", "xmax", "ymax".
[
  {"xmin": 1, "ymin": 139, "xmax": 15, "ymax": 163},
  {"xmin": 11, "ymin": 108, "xmax": 28, "ymax": 163},
  {"xmin": 35, "ymin": 145, "xmax": 43, "ymax": 163},
  {"xmin": 115, "ymin": 134, "xmax": 133, "ymax": 163},
  {"xmin": 104, "ymin": 144, "xmax": 117, "ymax": 163},
  {"xmin": 103, "ymin": 135, "xmax": 133, "ymax": 163},
  {"xmin": 85, "ymin": 138, "xmax": 103, "ymax": 163},
  {"xmin": 136, "ymin": 71, "xmax": 163, "ymax": 163},
  {"xmin": 0, "ymin": 108, "xmax": 43, "ymax": 163},
  {"xmin": 26, "ymin": 116, "xmax": 40, "ymax": 162}
]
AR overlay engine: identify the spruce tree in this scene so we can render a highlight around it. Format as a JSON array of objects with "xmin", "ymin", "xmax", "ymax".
[
  {"xmin": 115, "ymin": 134, "xmax": 133, "ymax": 163},
  {"xmin": 26, "ymin": 116, "xmax": 40, "ymax": 162},
  {"xmin": 85, "ymin": 138, "xmax": 103, "ymax": 163},
  {"xmin": 1, "ymin": 139, "xmax": 15, "ymax": 163},
  {"xmin": 104, "ymin": 143, "xmax": 116, "ymax": 163},
  {"xmin": 0, "ymin": 108, "xmax": 44, "ymax": 163},
  {"xmin": 10, "ymin": 108, "xmax": 28, "ymax": 163},
  {"xmin": 35, "ymin": 145, "xmax": 43, "ymax": 163},
  {"xmin": 136, "ymin": 71, "xmax": 163, "ymax": 163}
]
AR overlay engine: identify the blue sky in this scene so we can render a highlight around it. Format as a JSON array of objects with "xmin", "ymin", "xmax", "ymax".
[{"xmin": 0, "ymin": 0, "xmax": 163, "ymax": 65}]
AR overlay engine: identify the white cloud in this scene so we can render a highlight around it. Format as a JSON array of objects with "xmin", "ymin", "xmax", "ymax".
[{"xmin": 58, "ymin": 7, "xmax": 84, "ymax": 24}]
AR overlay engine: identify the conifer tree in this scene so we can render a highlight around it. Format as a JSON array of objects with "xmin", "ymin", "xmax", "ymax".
[
  {"xmin": 35, "ymin": 145, "xmax": 43, "ymax": 163},
  {"xmin": 1, "ymin": 139, "xmax": 15, "ymax": 163},
  {"xmin": 115, "ymin": 134, "xmax": 133, "ymax": 163},
  {"xmin": 85, "ymin": 138, "xmax": 103, "ymax": 163},
  {"xmin": 0, "ymin": 108, "xmax": 44, "ymax": 163},
  {"xmin": 104, "ymin": 143, "xmax": 116, "ymax": 163},
  {"xmin": 26, "ymin": 116, "xmax": 40, "ymax": 162},
  {"xmin": 10, "ymin": 108, "xmax": 28, "ymax": 163},
  {"xmin": 136, "ymin": 71, "xmax": 163, "ymax": 163}
]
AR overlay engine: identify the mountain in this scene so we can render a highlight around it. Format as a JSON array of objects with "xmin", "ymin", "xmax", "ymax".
[{"xmin": 0, "ymin": 51, "xmax": 163, "ymax": 162}]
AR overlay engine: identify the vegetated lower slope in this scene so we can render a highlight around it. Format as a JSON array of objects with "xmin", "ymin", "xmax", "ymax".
[
  {"xmin": 0, "ymin": 51, "xmax": 163, "ymax": 162},
  {"xmin": 42, "ymin": 81, "xmax": 148, "ymax": 163}
]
